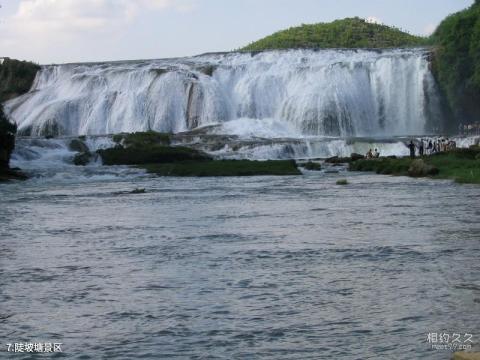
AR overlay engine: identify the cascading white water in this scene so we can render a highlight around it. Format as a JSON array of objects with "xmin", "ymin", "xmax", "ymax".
[{"xmin": 4, "ymin": 48, "xmax": 440, "ymax": 137}]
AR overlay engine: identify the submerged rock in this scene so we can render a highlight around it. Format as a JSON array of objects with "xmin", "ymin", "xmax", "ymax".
[
  {"xmin": 408, "ymin": 159, "xmax": 439, "ymax": 177},
  {"xmin": 130, "ymin": 188, "xmax": 146, "ymax": 194}
]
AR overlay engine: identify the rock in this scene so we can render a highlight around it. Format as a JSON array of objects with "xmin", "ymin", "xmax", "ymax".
[
  {"xmin": 0, "ymin": 168, "xmax": 28, "ymax": 182},
  {"xmin": 350, "ymin": 153, "xmax": 364, "ymax": 161},
  {"xmin": 197, "ymin": 65, "xmax": 216, "ymax": 76},
  {"xmin": 69, "ymin": 138, "xmax": 89, "ymax": 153},
  {"xmin": 336, "ymin": 179, "xmax": 348, "ymax": 185},
  {"xmin": 324, "ymin": 170, "xmax": 339, "ymax": 174},
  {"xmin": 73, "ymin": 152, "xmax": 92, "ymax": 166},
  {"xmin": 325, "ymin": 156, "xmax": 350, "ymax": 164},
  {"xmin": 303, "ymin": 161, "xmax": 322, "ymax": 171},
  {"xmin": 408, "ymin": 159, "xmax": 439, "ymax": 177},
  {"xmin": 327, "ymin": 154, "xmax": 364, "ymax": 164},
  {"xmin": 130, "ymin": 188, "xmax": 146, "ymax": 194}
]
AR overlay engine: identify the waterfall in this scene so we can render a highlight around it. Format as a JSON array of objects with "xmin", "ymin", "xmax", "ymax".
[{"xmin": 4, "ymin": 48, "xmax": 441, "ymax": 138}]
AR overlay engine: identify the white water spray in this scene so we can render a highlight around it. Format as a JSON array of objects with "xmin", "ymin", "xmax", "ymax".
[{"xmin": 5, "ymin": 49, "xmax": 440, "ymax": 138}]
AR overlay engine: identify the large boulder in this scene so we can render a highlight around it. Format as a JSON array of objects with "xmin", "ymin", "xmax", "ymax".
[
  {"xmin": 350, "ymin": 153, "xmax": 365, "ymax": 161},
  {"xmin": 73, "ymin": 152, "xmax": 93, "ymax": 166},
  {"xmin": 303, "ymin": 161, "xmax": 322, "ymax": 171},
  {"xmin": 69, "ymin": 139, "xmax": 89, "ymax": 153},
  {"xmin": 408, "ymin": 159, "xmax": 439, "ymax": 177}
]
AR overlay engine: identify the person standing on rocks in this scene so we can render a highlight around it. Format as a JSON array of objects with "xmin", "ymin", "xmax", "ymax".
[
  {"xmin": 419, "ymin": 141, "xmax": 425, "ymax": 156},
  {"xmin": 407, "ymin": 141, "xmax": 416, "ymax": 159}
]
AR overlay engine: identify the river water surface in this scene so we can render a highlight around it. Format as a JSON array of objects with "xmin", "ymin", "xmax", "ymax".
[{"xmin": 1, "ymin": 170, "xmax": 479, "ymax": 359}]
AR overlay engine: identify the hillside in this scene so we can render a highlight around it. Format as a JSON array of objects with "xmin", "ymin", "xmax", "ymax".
[
  {"xmin": 241, "ymin": 17, "xmax": 427, "ymax": 51},
  {"xmin": 430, "ymin": 1, "xmax": 480, "ymax": 124}
]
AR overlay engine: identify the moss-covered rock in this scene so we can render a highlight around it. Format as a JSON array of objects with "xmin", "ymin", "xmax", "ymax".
[
  {"xmin": 97, "ymin": 145, "xmax": 210, "ymax": 166},
  {"xmin": 143, "ymin": 160, "xmax": 301, "ymax": 177},
  {"xmin": 69, "ymin": 138, "xmax": 90, "ymax": 153},
  {"xmin": 303, "ymin": 161, "xmax": 322, "ymax": 171},
  {"xmin": 325, "ymin": 153, "xmax": 365, "ymax": 164},
  {"xmin": 73, "ymin": 152, "xmax": 93, "ymax": 166},
  {"xmin": 408, "ymin": 159, "xmax": 439, "ymax": 177},
  {"xmin": 99, "ymin": 132, "xmax": 301, "ymax": 176}
]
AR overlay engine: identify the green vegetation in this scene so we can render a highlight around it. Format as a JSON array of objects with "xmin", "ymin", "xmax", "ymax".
[
  {"xmin": 349, "ymin": 147, "xmax": 480, "ymax": 184},
  {"xmin": 143, "ymin": 160, "xmax": 301, "ymax": 177},
  {"xmin": 97, "ymin": 145, "xmax": 210, "ymax": 165},
  {"xmin": 241, "ymin": 17, "xmax": 427, "ymax": 51},
  {"xmin": 98, "ymin": 131, "xmax": 206, "ymax": 165},
  {"xmin": 0, "ymin": 58, "xmax": 40, "ymax": 102},
  {"xmin": 430, "ymin": 1, "xmax": 480, "ymax": 124},
  {"xmin": 98, "ymin": 131, "xmax": 301, "ymax": 176}
]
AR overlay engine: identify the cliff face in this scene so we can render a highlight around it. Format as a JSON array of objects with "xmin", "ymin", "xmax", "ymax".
[
  {"xmin": 0, "ymin": 104, "xmax": 16, "ymax": 169},
  {"xmin": 0, "ymin": 58, "xmax": 39, "ymax": 174}
]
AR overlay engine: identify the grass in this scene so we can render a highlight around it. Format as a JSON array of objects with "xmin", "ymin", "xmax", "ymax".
[
  {"xmin": 241, "ymin": 17, "xmax": 427, "ymax": 51},
  {"xmin": 142, "ymin": 160, "xmax": 301, "ymax": 177},
  {"xmin": 349, "ymin": 148, "xmax": 480, "ymax": 184}
]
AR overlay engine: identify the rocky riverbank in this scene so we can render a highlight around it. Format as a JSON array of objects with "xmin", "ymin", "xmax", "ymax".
[{"xmin": 348, "ymin": 146, "xmax": 480, "ymax": 184}]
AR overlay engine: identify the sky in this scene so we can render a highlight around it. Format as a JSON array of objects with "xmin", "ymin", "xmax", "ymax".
[{"xmin": 0, "ymin": 0, "xmax": 474, "ymax": 64}]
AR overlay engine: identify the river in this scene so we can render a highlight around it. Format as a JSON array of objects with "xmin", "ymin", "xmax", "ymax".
[{"xmin": 1, "ymin": 167, "xmax": 479, "ymax": 359}]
